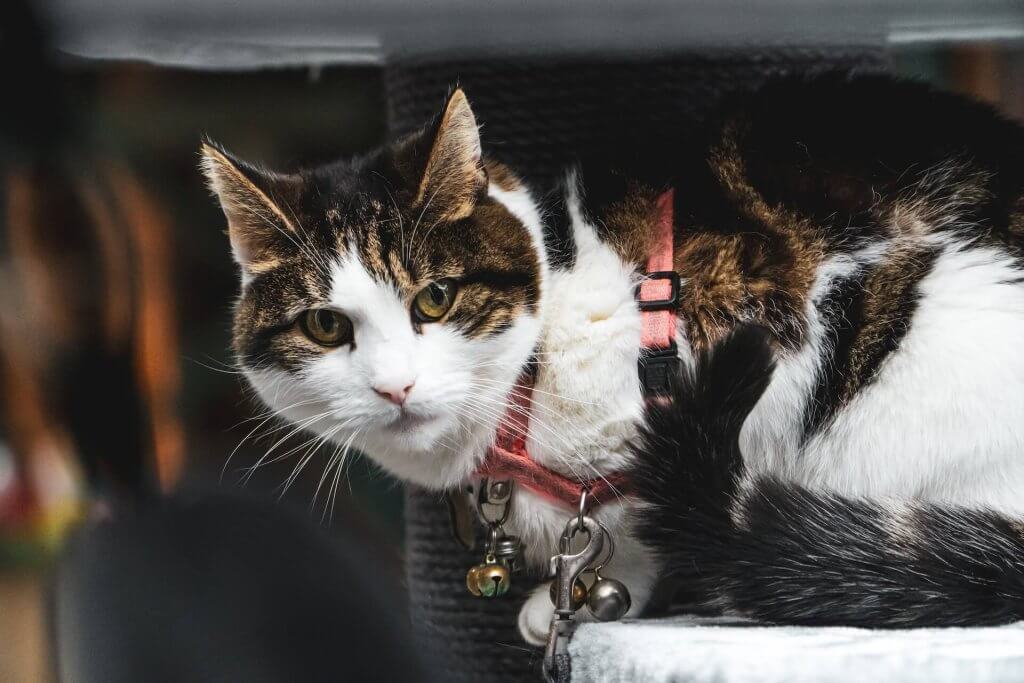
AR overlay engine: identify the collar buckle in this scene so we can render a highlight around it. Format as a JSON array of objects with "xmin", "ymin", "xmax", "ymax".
[
  {"xmin": 640, "ymin": 342, "xmax": 678, "ymax": 397},
  {"xmin": 636, "ymin": 271, "xmax": 680, "ymax": 311}
]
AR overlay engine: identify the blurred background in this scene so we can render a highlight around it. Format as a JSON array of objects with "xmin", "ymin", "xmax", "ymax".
[{"xmin": 1, "ymin": 0, "xmax": 1022, "ymax": 680}]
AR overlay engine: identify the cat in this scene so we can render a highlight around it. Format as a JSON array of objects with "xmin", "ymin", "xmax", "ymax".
[{"xmin": 201, "ymin": 72, "xmax": 1024, "ymax": 645}]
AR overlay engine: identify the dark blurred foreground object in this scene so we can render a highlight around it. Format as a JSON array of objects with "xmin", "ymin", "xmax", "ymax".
[{"xmin": 53, "ymin": 493, "xmax": 436, "ymax": 683}]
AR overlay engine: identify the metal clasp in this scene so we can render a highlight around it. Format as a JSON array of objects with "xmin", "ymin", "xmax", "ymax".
[
  {"xmin": 543, "ymin": 515, "xmax": 605, "ymax": 682},
  {"xmin": 639, "ymin": 342, "xmax": 679, "ymax": 397},
  {"xmin": 477, "ymin": 478, "xmax": 513, "ymax": 525}
]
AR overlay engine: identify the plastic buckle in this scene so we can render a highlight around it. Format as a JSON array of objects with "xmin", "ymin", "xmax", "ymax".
[
  {"xmin": 639, "ymin": 342, "xmax": 678, "ymax": 397},
  {"xmin": 637, "ymin": 271, "xmax": 680, "ymax": 311}
]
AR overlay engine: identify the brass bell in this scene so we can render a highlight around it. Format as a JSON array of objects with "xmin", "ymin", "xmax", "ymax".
[
  {"xmin": 465, "ymin": 565, "xmax": 483, "ymax": 597},
  {"xmin": 473, "ymin": 562, "xmax": 511, "ymax": 597},
  {"xmin": 549, "ymin": 577, "xmax": 588, "ymax": 611},
  {"xmin": 586, "ymin": 576, "xmax": 632, "ymax": 622}
]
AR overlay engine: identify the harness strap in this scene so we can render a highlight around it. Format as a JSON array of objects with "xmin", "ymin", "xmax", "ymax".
[
  {"xmin": 638, "ymin": 189, "xmax": 678, "ymax": 350},
  {"xmin": 637, "ymin": 189, "xmax": 679, "ymax": 397},
  {"xmin": 478, "ymin": 378, "xmax": 627, "ymax": 508}
]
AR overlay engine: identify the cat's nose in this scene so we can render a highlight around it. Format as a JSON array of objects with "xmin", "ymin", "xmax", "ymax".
[{"xmin": 373, "ymin": 381, "xmax": 415, "ymax": 406}]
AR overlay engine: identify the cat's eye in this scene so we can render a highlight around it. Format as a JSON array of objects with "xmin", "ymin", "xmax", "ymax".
[
  {"xmin": 413, "ymin": 279, "xmax": 458, "ymax": 322},
  {"xmin": 299, "ymin": 309, "xmax": 353, "ymax": 347}
]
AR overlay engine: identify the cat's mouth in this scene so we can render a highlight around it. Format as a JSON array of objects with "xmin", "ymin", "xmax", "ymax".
[{"xmin": 384, "ymin": 409, "xmax": 436, "ymax": 432}]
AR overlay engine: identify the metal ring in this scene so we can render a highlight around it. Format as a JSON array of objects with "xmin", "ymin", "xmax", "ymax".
[
  {"xmin": 576, "ymin": 489, "xmax": 590, "ymax": 532},
  {"xmin": 591, "ymin": 520, "xmax": 616, "ymax": 575}
]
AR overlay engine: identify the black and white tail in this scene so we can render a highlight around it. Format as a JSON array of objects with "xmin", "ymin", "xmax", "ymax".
[{"xmin": 630, "ymin": 326, "xmax": 1024, "ymax": 627}]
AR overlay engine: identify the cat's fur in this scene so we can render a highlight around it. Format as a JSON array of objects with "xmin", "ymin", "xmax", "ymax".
[
  {"xmin": 632, "ymin": 325, "xmax": 1024, "ymax": 626},
  {"xmin": 203, "ymin": 73, "xmax": 1024, "ymax": 645}
]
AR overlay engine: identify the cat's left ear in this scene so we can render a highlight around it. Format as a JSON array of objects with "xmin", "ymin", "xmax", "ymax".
[{"xmin": 413, "ymin": 89, "xmax": 487, "ymax": 222}]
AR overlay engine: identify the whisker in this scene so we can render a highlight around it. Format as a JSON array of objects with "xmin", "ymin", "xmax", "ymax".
[
  {"xmin": 277, "ymin": 421, "xmax": 348, "ymax": 498},
  {"xmin": 236, "ymin": 410, "xmax": 340, "ymax": 484},
  {"xmin": 322, "ymin": 430, "xmax": 362, "ymax": 525},
  {"xmin": 471, "ymin": 376, "xmax": 601, "ymax": 406},
  {"xmin": 221, "ymin": 400, "xmax": 331, "ymax": 482},
  {"xmin": 456, "ymin": 394, "xmax": 586, "ymax": 478}
]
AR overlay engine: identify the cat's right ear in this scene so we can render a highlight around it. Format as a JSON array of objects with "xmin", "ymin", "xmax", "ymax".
[{"xmin": 200, "ymin": 142, "xmax": 301, "ymax": 272}]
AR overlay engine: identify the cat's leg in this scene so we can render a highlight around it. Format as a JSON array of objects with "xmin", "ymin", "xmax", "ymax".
[{"xmin": 517, "ymin": 536, "xmax": 658, "ymax": 646}]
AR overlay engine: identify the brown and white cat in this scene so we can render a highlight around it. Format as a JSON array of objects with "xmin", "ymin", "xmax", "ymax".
[{"xmin": 202, "ymin": 73, "xmax": 1024, "ymax": 644}]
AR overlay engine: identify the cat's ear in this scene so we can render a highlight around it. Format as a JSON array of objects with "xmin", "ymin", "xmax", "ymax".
[
  {"xmin": 414, "ymin": 89, "xmax": 487, "ymax": 222},
  {"xmin": 200, "ymin": 142, "xmax": 301, "ymax": 271}
]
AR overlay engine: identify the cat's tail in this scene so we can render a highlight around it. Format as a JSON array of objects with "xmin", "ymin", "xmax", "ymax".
[{"xmin": 630, "ymin": 326, "xmax": 1024, "ymax": 627}]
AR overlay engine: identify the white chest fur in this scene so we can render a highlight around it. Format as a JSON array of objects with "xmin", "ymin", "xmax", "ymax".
[
  {"xmin": 483, "ymin": 181, "xmax": 648, "ymax": 566},
  {"xmin": 485, "ymin": 194, "xmax": 660, "ymax": 645},
  {"xmin": 503, "ymin": 196, "xmax": 647, "ymax": 566}
]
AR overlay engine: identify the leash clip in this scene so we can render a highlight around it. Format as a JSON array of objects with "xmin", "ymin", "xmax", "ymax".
[{"xmin": 543, "ymin": 515, "xmax": 605, "ymax": 683}]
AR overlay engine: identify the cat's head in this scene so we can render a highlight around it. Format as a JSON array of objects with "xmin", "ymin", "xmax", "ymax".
[{"xmin": 202, "ymin": 91, "xmax": 546, "ymax": 489}]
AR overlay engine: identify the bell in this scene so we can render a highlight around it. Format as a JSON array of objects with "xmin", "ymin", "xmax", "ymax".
[
  {"xmin": 465, "ymin": 565, "xmax": 483, "ymax": 597},
  {"xmin": 586, "ymin": 577, "xmax": 632, "ymax": 621},
  {"xmin": 548, "ymin": 577, "xmax": 588, "ymax": 611},
  {"xmin": 473, "ymin": 562, "xmax": 511, "ymax": 597}
]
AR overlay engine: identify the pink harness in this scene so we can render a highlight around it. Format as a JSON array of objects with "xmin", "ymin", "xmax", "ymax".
[{"xmin": 476, "ymin": 190, "xmax": 678, "ymax": 509}]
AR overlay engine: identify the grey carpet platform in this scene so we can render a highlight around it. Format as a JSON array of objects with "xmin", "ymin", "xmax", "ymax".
[{"xmin": 571, "ymin": 616, "xmax": 1024, "ymax": 683}]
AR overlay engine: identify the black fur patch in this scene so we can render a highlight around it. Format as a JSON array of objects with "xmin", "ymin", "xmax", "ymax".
[
  {"xmin": 725, "ymin": 481, "xmax": 1024, "ymax": 626},
  {"xmin": 630, "ymin": 325, "xmax": 776, "ymax": 557},
  {"xmin": 801, "ymin": 271, "xmax": 867, "ymax": 440},
  {"xmin": 538, "ymin": 178, "xmax": 577, "ymax": 271},
  {"xmin": 803, "ymin": 245, "xmax": 939, "ymax": 442}
]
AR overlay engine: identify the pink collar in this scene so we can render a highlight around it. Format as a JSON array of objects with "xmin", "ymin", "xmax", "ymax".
[{"xmin": 476, "ymin": 189, "xmax": 677, "ymax": 510}]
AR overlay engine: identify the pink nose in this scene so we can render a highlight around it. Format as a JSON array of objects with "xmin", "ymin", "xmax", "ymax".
[{"xmin": 374, "ymin": 382, "xmax": 415, "ymax": 406}]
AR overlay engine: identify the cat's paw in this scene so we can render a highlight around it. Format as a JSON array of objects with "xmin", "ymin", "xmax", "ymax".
[
  {"xmin": 518, "ymin": 584, "xmax": 556, "ymax": 646},
  {"xmin": 518, "ymin": 582, "xmax": 597, "ymax": 646}
]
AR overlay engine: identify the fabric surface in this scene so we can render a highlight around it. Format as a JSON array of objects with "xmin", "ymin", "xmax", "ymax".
[
  {"xmin": 403, "ymin": 486, "xmax": 543, "ymax": 680},
  {"xmin": 46, "ymin": 1, "xmax": 1024, "ymax": 69},
  {"xmin": 385, "ymin": 51, "xmax": 890, "ymax": 184},
  {"xmin": 570, "ymin": 615, "xmax": 1024, "ymax": 683}
]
